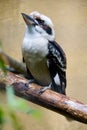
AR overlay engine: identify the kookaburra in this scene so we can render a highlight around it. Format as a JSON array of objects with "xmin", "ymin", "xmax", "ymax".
[{"xmin": 21, "ymin": 11, "xmax": 67, "ymax": 95}]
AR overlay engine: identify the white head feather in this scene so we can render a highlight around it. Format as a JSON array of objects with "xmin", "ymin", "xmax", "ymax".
[{"xmin": 27, "ymin": 11, "xmax": 55, "ymax": 41}]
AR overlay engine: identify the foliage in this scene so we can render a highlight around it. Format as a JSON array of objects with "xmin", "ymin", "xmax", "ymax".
[
  {"xmin": 0, "ymin": 57, "xmax": 7, "ymax": 75},
  {"xmin": 0, "ymin": 42, "xmax": 7, "ymax": 75},
  {"xmin": 0, "ymin": 86, "xmax": 41, "ymax": 130},
  {"xmin": 0, "ymin": 43, "xmax": 41, "ymax": 130},
  {"xmin": 0, "ymin": 107, "xmax": 5, "ymax": 130},
  {"xmin": 6, "ymin": 86, "xmax": 41, "ymax": 118}
]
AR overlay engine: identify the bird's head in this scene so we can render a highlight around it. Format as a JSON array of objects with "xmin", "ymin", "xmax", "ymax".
[{"xmin": 21, "ymin": 11, "xmax": 55, "ymax": 41}]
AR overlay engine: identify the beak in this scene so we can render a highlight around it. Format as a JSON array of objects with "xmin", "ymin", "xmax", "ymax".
[{"xmin": 21, "ymin": 13, "xmax": 38, "ymax": 25}]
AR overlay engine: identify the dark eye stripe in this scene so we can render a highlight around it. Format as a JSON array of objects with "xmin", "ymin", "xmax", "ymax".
[
  {"xmin": 36, "ymin": 18, "xmax": 44, "ymax": 24},
  {"xmin": 43, "ymin": 25, "xmax": 52, "ymax": 35},
  {"xmin": 36, "ymin": 18, "xmax": 52, "ymax": 35}
]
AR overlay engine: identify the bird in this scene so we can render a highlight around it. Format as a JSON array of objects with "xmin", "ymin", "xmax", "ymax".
[{"xmin": 21, "ymin": 11, "xmax": 67, "ymax": 95}]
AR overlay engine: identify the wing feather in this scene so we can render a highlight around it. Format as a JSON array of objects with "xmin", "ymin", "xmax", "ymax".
[
  {"xmin": 48, "ymin": 41, "xmax": 66, "ymax": 70},
  {"xmin": 47, "ymin": 41, "xmax": 67, "ymax": 94}
]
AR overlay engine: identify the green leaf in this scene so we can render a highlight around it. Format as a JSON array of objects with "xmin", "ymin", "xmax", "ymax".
[
  {"xmin": 9, "ymin": 111, "xmax": 23, "ymax": 130},
  {"xmin": 6, "ymin": 86, "xmax": 32, "ymax": 112},
  {"xmin": 28, "ymin": 109, "xmax": 42, "ymax": 119},
  {"xmin": 0, "ymin": 42, "xmax": 7, "ymax": 75},
  {"xmin": 0, "ymin": 106, "xmax": 6, "ymax": 130},
  {"xmin": 0, "ymin": 56, "xmax": 7, "ymax": 75},
  {"xmin": 6, "ymin": 86, "xmax": 42, "ymax": 119},
  {"xmin": 6, "ymin": 86, "xmax": 15, "ymax": 108}
]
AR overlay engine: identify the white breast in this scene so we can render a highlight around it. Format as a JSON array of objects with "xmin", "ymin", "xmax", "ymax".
[{"xmin": 22, "ymin": 33, "xmax": 52, "ymax": 86}]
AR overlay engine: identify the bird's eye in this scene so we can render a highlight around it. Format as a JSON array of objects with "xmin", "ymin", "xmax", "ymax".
[
  {"xmin": 35, "ymin": 17, "xmax": 52, "ymax": 35},
  {"xmin": 43, "ymin": 25, "xmax": 52, "ymax": 35},
  {"xmin": 36, "ymin": 18, "xmax": 44, "ymax": 24}
]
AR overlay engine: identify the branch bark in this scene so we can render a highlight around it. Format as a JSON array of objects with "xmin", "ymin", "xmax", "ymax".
[
  {"xmin": 0, "ymin": 51, "xmax": 27, "ymax": 75},
  {"xmin": 0, "ymin": 52, "xmax": 87, "ymax": 124},
  {"xmin": 0, "ymin": 70, "xmax": 87, "ymax": 124}
]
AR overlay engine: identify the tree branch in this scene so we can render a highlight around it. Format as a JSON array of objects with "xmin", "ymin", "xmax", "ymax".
[
  {"xmin": 0, "ymin": 52, "xmax": 87, "ymax": 124},
  {"xmin": 0, "ymin": 70, "xmax": 87, "ymax": 124},
  {"xmin": 0, "ymin": 51, "xmax": 27, "ymax": 75}
]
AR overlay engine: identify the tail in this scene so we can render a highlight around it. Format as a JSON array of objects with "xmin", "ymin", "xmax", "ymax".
[
  {"xmin": 51, "ymin": 71, "xmax": 66, "ymax": 95},
  {"xmin": 51, "ymin": 83, "xmax": 66, "ymax": 95}
]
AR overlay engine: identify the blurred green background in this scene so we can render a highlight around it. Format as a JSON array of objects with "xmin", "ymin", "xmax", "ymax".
[{"xmin": 0, "ymin": 0, "xmax": 87, "ymax": 129}]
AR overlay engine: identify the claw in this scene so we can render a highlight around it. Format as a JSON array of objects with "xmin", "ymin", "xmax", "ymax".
[
  {"xmin": 24, "ymin": 83, "xmax": 29, "ymax": 90},
  {"xmin": 37, "ymin": 84, "xmax": 51, "ymax": 94},
  {"xmin": 24, "ymin": 79, "xmax": 37, "ymax": 90}
]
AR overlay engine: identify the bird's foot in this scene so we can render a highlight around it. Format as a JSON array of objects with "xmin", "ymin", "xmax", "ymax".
[
  {"xmin": 38, "ymin": 84, "xmax": 51, "ymax": 94},
  {"xmin": 24, "ymin": 79, "xmax": 36, "ymax": 89}
]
